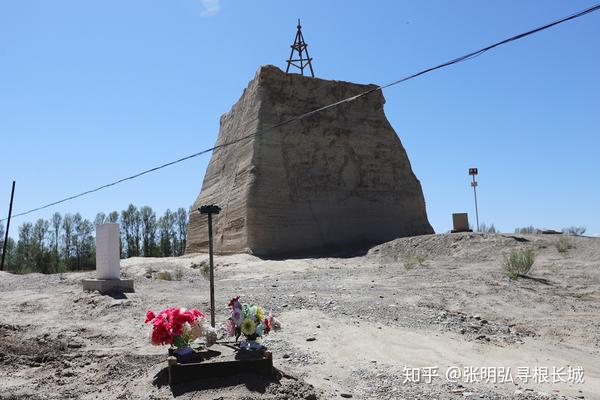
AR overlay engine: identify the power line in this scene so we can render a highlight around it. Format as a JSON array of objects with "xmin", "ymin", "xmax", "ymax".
[{"xmin": 2, "ymin": 3, "xmax": 599, "ymax": 223}]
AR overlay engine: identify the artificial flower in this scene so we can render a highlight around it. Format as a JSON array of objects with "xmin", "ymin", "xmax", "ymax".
[
  {"xmin": 226, "ymin": 319, "xmax": 236, "ymax": 336},
  {"xmin": 232, "ymin": 309, "xmax": 243, "ymax": 325},
  {"xmin": 241, "ymin": 318, "xmax": 256, "ymax": 336},
  {"xmin": 145, "ymin": 310, "xmax": 156, "ymax": 323},
  {"xmin": 225, "ymin": 296, "xmax": 281, "ymax": 341},
  {"xmin": 228, "ymin": 296, "xmax": 241, "ymax": 308},
  {"xmin": 145, "ymin": 307, "xmax": 209, "ymax": 348},
  {"xmin": 248, "ymin": 305, "xmax": 257, "ymax": 321},
  {"xmin": 255, "ymin": 306, "xmax": 265, "ymax": 322},
  {"xmin": 255, "ymin": 322, "xmax": 265, "ymax": 337}
]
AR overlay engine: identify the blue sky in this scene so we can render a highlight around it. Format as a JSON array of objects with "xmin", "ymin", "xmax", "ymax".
[{"xmin": 1, "ymin": 1, "xmax": 599, "ymax": 236}]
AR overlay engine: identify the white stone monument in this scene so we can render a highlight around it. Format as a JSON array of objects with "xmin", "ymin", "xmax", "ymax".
[{"xmin": 82, "ymin": 223, "xmax": 134, "ymax": 293}]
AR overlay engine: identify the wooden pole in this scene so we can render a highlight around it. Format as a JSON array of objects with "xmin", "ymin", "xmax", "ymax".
[
  {"xmin": 208, "ymin": 212, "xmax": 215, "ymax": 328},
  {"xmin": 1, "ymin": 181, "xmax": 16, "ymax": 271},
  {"xmin": 199, "ymin": 204, "xmax": 221, "ymax": 328},
  {"xmin": 472, "ymin": 175, "xmax": 480, "ymax": 232}
]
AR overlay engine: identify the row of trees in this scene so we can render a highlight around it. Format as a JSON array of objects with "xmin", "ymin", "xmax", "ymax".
[{"xmin": 0, "ymin": 204, "xmax": 189, "ymax": 274}]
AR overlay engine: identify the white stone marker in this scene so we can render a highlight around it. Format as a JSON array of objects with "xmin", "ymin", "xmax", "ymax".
[
  {"xmin": 82, "ymin": 223, "xmax": 134, "ymax": 293},
  {"xmin": 96, "ymin": 223, "xmax": 120, "ymax": 280}
]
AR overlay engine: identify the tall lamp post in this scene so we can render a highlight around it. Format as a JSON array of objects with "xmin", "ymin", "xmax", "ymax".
[
  {"xmin": 199, "ymin": 204, "xmax": 221, "ymax": 328},
  {"xmin": 469, "ymin": 168, "xmax": 479, "ymax": 232}
]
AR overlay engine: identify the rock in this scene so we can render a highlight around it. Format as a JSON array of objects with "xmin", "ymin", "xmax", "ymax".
[
  {"xmin": 186, "ymin": 65, "xmax": 433, "ymax": 257},
  {"xmin": 282, "ymin": 353, "xmax": 291, "ymax": 359},
  {"xmin": 306, "ymin": 337, "xmax": 316, "ymax": 342},
  {"xmin": 340, "ymin": 394, "xmax": 353, "ymax": 398}
]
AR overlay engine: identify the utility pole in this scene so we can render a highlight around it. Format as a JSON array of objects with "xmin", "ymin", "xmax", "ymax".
[
  {"xmin": 199, "ymin": 204, "xmax": 221, "ymax": 328},
  {"xmin": 1, "ymin": 181, "xmax": 16, "ymax": 271},
  {"xmin": 469, "ymin": 168, "xmax": 479, "ymax": 232}
]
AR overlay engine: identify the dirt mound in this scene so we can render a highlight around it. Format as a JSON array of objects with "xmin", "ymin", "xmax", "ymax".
[
  {"xmin": 368, "ymin": 232, "xmax": 529, "ymax": 262},
  {"xmin": 0, "ymin": 324, "xmax": 68, "ymax": 366}
]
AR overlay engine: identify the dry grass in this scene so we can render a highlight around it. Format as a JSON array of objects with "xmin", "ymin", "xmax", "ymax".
[
  {"xmin": 403, "ymin": 254, "xmax": 427, "ymax": 270},
  {"xmin": 556, "ymin": 236, "xmax": 574, "ymax": 255},
  {"xmin": 503, "ymin": 248, "xmax": 535, "ymax": 279}
]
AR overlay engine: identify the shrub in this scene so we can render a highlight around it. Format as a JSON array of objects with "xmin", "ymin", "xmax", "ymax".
[
  {"xmin": 562, "ymin": 226, "xmax": 586, "ymax": 236},
  {"xmin": 156, "ymin": 270, "xmax": 173, "ymax": 281},
  {"xmin": 479, "ymin": 223, "xmax": 497, "ymax": 233},
  {"xmin": 404, "ymin": 254, "xmax": 427, "ymax": 270},
  {"xmin": 190, "ymin": 260, "xmax": 210, "ymax": 279},
  {"xmin": 173, "ymin": 267, "xmax": 184, "ymax": 281},
  {"xmin": 514, "ymin": 225, "xmax": 537, "ymax": 234},
  {"xmin": 503, "ymin": 248, "xmax": 535, "ymax": 279},
  {"xmin": 556, "ymin": 236, "xmax": 573, "ymax": 255},
  {"xmin": 199, "ymin": 261, "xmax": 210, "ymax": 279}
]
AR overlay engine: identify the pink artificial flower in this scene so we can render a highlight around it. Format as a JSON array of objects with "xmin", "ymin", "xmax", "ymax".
[
  {"xmin": 226, "ymin": 319, "xmax": 235, "ymax": 336},
  {"xmin": 147, "ymin": 306, "xmax": 208, "ymax": 347}
]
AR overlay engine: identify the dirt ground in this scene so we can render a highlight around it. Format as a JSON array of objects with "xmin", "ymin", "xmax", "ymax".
[{"xmin": 0, "ymin": 232, "xmax": 599, "ymax": 399}]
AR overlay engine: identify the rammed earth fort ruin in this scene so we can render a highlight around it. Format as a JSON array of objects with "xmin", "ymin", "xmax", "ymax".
[{"xmin": 186, "ymin": 65, "xmax": 433, "ymax": 257}]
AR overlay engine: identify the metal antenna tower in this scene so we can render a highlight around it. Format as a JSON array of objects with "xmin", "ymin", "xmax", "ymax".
[{"xmin": 285, "ymin": 19, "xmax": 315, "ymax": 77}]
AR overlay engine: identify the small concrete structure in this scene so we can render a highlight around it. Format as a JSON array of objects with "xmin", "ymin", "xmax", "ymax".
[
  {"xmin": 82, "ymin": 223, "xmax": 134, "ymax": 294},
  {"xmin": 451, "ymin": 213, "xmax": 472, "ymax": 233}
]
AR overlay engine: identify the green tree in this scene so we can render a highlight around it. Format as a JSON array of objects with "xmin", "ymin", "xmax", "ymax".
[
  {"xmin": 175, "ymin": 207, "xmax": 188, "ymax": 256},
  {"xmin": 94, "ymin": 212, "xmax": 106, "ymax": 226},
  {"xmin": 140, "ymin": 206, "xmax": 157, "ymax": 257},
  {"xmin": 107, "ymin": 211, "xmax": 119, "ymax": 223},
  {"xmin": 50, "ymin": 212, "xmax": 63, "ymax": 272},
  {"xmin": 121, "ymin": 204, "xmax": 141, "ymax": 257},
  {"xmin": 15, "ymin": 222, "xmax": 34, "ymax": 272},
  {"xmin": 32, "ymin": 218, "xmax": 51, "ymax": 273},
  {"xmin": 62, "ymin": 214, "xmax": 74, "ymax": 269},
  {"xmin": 74, "ymin": 216, "xmax": 95, "ymax": 270},
  {"xmin": 158, "ymin": 209, "xmax": 175, "ymax": 257}
]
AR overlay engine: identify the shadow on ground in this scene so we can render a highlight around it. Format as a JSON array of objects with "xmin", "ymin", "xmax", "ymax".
[{"xmin": 153, "ymin": 367, "xmax": 283, "ymax": 397}]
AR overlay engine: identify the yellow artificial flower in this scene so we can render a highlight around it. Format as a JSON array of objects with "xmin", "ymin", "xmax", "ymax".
[
  {"xmin": 241, "ymin": 318, "xmax": 257, "ymax": 336},
  {"xmin": 255, "ymin": 306, "xmax": 265, "ymax": 322}
]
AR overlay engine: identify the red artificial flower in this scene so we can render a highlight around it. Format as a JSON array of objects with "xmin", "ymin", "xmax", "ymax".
[
  {"xmin": 227, "ymin": 296, "xmax": 241, "ymax": 308},
  {"xmin": 145, "ymin": 310, "xmax": 156, "ymax": 324},
  {"xmin": 264, "ymin": 317, "xmax": 271, "ymax": 334},
  {"xmin": 146, "ymin": 306, "xmax": 207, "ymax": 347}
]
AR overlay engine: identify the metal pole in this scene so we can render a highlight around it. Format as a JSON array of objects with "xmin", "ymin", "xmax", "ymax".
[
  {"xmin": 472, "ymin": 175, "xmax": 479, "ymax": 232},
  {"xmin": 207, "ymin": 212, "xmax": 215, "ymax": 328},
  {"xmin": 1, "ymin": 181, "xmax": 16, "ymax": 271}
]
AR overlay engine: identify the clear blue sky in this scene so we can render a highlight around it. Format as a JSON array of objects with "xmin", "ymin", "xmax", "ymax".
[{"xmin": 1, "ymin": 1, "xmax": 599, "ymax": 236}]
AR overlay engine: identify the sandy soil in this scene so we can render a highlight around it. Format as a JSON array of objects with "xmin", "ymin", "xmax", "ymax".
[{"xmin": 0, "ymin": 233, "xmax": 599, "ymax": 399}]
